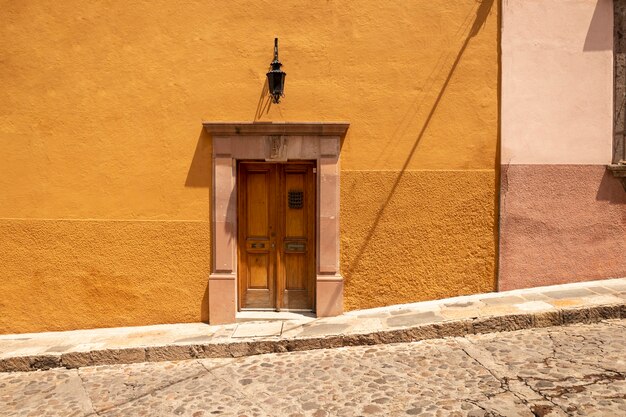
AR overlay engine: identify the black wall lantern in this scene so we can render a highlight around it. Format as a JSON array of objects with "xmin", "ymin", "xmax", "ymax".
[{"xmin": 266, "ymin": 38, "xmax": 286, "ymax": 104}]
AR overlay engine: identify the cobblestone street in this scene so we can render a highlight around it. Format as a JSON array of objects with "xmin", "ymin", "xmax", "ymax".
[{"xmin": 1, "ymin": 320, "xmax": 625, "ymax": 417}]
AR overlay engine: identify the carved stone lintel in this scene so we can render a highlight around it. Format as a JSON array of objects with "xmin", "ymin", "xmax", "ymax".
[
  {"xmin": 267, "ymin": 135, "xmax": 287, "ymax": 161},
  {"xmin": 607, "ymin": 163, "xmax": 626, "ymax": 191},
  {"xmin": 202, "ymin": 121, "xmax": 350, "ymax": 136}
]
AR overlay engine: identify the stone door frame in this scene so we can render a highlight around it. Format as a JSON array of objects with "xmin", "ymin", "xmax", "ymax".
[{"xmin": 202, "ymin": 122, "xmax": 349, "ymax": 324}]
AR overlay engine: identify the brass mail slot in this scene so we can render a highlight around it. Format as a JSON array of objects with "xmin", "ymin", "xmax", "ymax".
[
  {"xmin": 249, "ymin": 242, "xmax": 266, "ymax": 249},
  {"xmin": 285, "ymin": 242, "xmax": 306, "ymax": 252}
]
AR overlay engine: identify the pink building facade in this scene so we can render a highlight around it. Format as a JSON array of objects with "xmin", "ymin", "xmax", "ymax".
[{"xmin": 499, "ymin": 0, "xmax": 626, "ymax": 290}]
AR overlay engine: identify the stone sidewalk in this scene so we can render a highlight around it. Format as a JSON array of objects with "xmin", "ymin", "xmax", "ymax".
[{"xmin": 1, "ymin": 278, "xmax": 625, "ymax": 373}]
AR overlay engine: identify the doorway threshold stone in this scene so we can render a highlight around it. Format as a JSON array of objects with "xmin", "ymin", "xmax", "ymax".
[{"xmin": 236, "ymin": 311, "xmax": 316, "ymax": 322}]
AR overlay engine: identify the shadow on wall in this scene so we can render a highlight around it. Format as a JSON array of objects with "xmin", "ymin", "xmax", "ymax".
[
  {"xmin": 254, "ymin": 78, "xmax": 273, "ymax": 120},
  {"xmin": 345, "ymin": 0, "xmax": 495, "ymax": 278},
  {"xmin": 596, "ymin": 170, "xmax": 626, "ymax": 204},
  {"xmin": 184, "ymin": 128, "xmax": 212, "ymax": 322},
  {"xmin": 584, "ymin": 0, "xmax": 613, "ymax": 51},
  {"xmin": 185, "ymin": 128, "xmax": 212, "ymax": 188}
]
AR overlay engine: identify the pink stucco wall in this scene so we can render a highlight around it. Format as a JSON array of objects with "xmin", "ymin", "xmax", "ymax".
[
  {"xmin": 499, "ymin": 0, "xmax": 623, "ymax": 290},
  {"xmin": 499, "ymin": 165, "xmax": 626, "ymax": 290},
  {"xmin": 502, "ymin": 0, "xmax": 613, "ymax": 165}
]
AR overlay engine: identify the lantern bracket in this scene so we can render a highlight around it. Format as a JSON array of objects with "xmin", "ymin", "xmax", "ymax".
[{"xmin": 266, "ymin": 38, "xmax": 286, "ymax": 104}]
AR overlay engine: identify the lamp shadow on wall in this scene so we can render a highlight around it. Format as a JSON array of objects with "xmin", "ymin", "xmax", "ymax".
[
  {"xmin": 254, "ymin": 78, "xmax": 273, "ymax": 120},
  {"xmin": 345, "ymin": 0, "xmax": 496, "ymax": 282},
  {"xmin": 184, "ymin": 128, "xmax": 212, "ymax": 322}
]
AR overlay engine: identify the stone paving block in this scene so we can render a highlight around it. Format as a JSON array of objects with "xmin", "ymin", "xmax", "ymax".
[
  {"xmin": 389, "ymin": 308, "xmax": 416, "ymax": 316},
  {"xmin": 340, "ymin": 317, "xmax": 385, "ymax": 334},
  {"xmin": 173, "ymin": 335, "xmax": 214, "ymax": 344},
  {"xmin": 44, "ymin": 344, "xmax": 77, "ymax": 353},
  {"xmin": 480, "ymin": 295, "xmax": 526, "ymax": 306},
  {"xmin": 404, "ymin": 327, "xmax": 431, "ymax": 343},
  {"xmin": 200, "ymin": 343, "xmax": 230, "ymax": 358},
  {"xmin": 340, "ymin": 333, "xmax": 378, "ymax": 347},
  {"xmin": 0, "ymin": 356, "xmax": 31, "ymax": 372},
  {"xmin": 440, "ymin": 307, "xmax": 481, "ymax": 320},
  {"xmin": 231, "ymin": 322, "xmax": 283, "ymax": 338},
  {"xmin": 226, "ymin": 342, "xmax": 253, "ymax": 357},
  {"xmin": 297, "ymin": 323, "xmax": 350, "ymax": 337},
  {"xmin": 247, "ymin": 340, "xmax": 285, "ymax": 355},
  {"xmin": 499, "ymin": 314, "xmax": 534, "ymax": 332},
  {"xmin": 472, "ymin": 316, "xmax": 502, "ymax": 334},
  {"xmin": 587, "ymin": 286, "xmax": 617, "ymax": 294},
  {"xmin": 145, "ymin": 345, "xmax": 197, "ymax": 362},
  {"xmin": 520, "ymin": 293, "xmax": 551, "ymax": 301},
  {"xmin": 560, "ymin": 305, "xmax": 619, "ymax": 325},
  {"xmin": 479, "ymin": 304, "xmax": 522, "ymax": 317},
  {"xmin": 285, "ymin": 337, "xmax": 324, "ymax": 352},
  {"xmin": 444, "ymin": 300, "xmax": 481, "ymax": 308},
  {"xmin": 561, "ymin": 307, "xmax": 593, "ymax": 324},
  {"xmin": 370, "ymin": 330, "xmax": 409, "ymax": 344},
  {"xmin": 89, "ymin": 348, "xmax": 146, "ymax": 367},
  {"xmin": 280, "ymin": 320, "xmax": 310, "ymax": 334},
  {"xmin": 514, "ymin": 301, "xmax": 555, "ymax": 312},
  {"xmin": 30, "ymin": 354, "xmax": 61, "ymax": 371},
  {"xmin": 585, "ymin": 294, "xmax": 624, "ymax": 305},
  {"xmin": 548, "ymin": 298, "xmax": 587, "ymax": 308},
  {"xmin": 355, "ymin": 311, "xmax": 391, "ymax": 319},
  {"xmin": 60, "ymin": 352, "xmax": 93, "ymax": 369},
  {"xmin": 542, "ymin": 288, "xmax": 596, "ymax": 299},
  {"xmin": 594, "ymin": 304, "xmax": 622, "ymax": 320},
  {"xmin": 532, "ymin": 310, "xmax": 562, "ymax": 328},
  {"xmin": 438, "ymin": 319, "xmax": 474, "ymax": 338},
  {"xmin": 603, "ymin": 282, "xmax": 626, "ymax": 292},
  {"xmin": 386, "ymin": 311, "xmax": 444, "ymax": 328}
]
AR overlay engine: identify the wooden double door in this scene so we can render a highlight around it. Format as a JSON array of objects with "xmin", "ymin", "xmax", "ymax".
[{"xmin": 237, "ymin": 161, "xmax": 316, "ymax": 311}]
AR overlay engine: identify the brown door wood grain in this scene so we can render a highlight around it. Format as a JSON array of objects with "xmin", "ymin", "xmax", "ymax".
[{"xmin": 238, "ymin": 161, "xmax": 316, "ymax": 311}]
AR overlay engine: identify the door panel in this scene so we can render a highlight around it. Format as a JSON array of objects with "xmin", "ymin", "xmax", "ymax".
[
  {"xmin": 279, "ymin": 164, "xmax": 316, "ymax": 310},
  {"xmin": 238, "ymin": 161, "xmax": 315, "ymax": 311},
  {"xmin": 246, "ymin": 172, "xmax": 269, "ymax": 237},
  {"xmin": 285, "ymin": 172, "xmax": 306, "ymax": 237},
  {"xmin": 248, "ymin": 253, "xmax": 269, "ymax": 288},
  {"xmin": 238, "ymin": 164, "xmax": 276, "ymax": 309},
  {"xmin": 284, "ymin": 254, "xmax": 306, "ymax": 289}
]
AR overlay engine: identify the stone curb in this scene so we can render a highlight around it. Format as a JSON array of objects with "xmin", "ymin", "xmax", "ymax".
[{"xmin": 1, "ymin": 302, "xmax": 624, "ymax": 373}]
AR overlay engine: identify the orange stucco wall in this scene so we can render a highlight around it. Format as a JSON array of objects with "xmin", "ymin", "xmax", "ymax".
[{"xmin": 0, "ymin": 0, "xmax": 498, "ymax": 333}]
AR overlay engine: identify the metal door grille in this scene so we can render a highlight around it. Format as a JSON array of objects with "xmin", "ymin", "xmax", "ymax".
[{"xmin": 288, "ymin": 190, "xmax": 304, "ymax": 209}]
